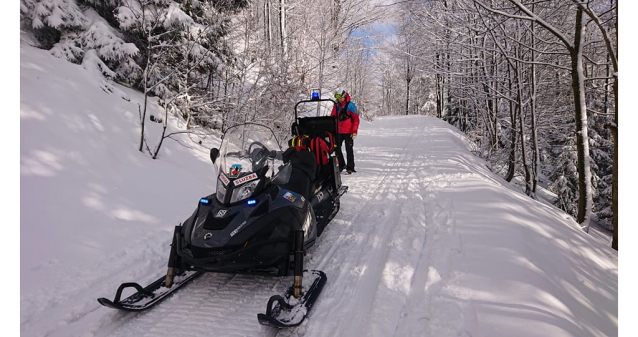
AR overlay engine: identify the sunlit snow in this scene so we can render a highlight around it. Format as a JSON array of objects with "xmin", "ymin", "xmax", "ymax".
[{"xmin": 20, "ymin": 39, "xmax": 617, "ymax": 337}]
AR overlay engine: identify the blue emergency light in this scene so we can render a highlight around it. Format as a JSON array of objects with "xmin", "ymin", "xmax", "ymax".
[
  {"xmin": 200, "ymin": 198, "xmax": 210, "ymax": 204},
  {"xmin": 311, "ymin": 89, "xmax": 321, "ymax": 100},
  {"xmin": 247, "ymin": 199, "xmax": 257, "ymax": 206}
]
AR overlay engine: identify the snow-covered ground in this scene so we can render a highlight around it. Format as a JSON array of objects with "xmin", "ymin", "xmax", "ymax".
[{"xmin": 19, "ymin": 41, "xmax": 618, "ymax": 336}]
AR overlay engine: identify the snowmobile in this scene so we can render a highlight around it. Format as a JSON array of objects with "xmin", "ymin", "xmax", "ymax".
[{"xmin": 98, "ymin": 95, "xmax": 347, "ymax": 328}]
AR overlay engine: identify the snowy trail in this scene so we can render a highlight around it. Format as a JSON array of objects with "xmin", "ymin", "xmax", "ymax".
[
  {"xmin": 21, "ymin": 43, "xmax": 617, "ymax": 337},
  {"xmin": 277, "ymin": 116, "xmax": 617, "ymax": 337},
  {"xmin": 84, "ymin": 116, "xmax": 616, "ymax": 337},
  {"xmin": 296, "ymin": 118, "xmax": 431, "ymax": 337},
  {"xmin": 284, "ymin": 117, "xmax": 475, "ymax": 337},
  {"xmin": 93, "ymin": 117, "xmax": 443, "ymax": 337}
]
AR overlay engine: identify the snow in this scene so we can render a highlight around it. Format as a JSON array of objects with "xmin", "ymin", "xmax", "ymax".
[
  {"xmin": 31, "ymin": 0, "xmax": 87, "ymax": 29},
  {"xmin": 164, "ymin": 2, "xmax": 197, "ymax": 30},
  {"xmin": 80, "ymin": 10, "xmax": 139, "ymax": 61},
  {"xmin": 19, "ymin": 42, "xmax": 619, "ymax": 336}
]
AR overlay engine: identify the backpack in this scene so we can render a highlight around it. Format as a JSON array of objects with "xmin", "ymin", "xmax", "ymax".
[
  {"xmin": 318, "ymin": 131, "xmax": 335, "ymax": 154},
  {"xmin": 289, "ymin": 134, "xmax": 310, "ymax": 152},
  {"xmin": 289, "ymin": 132, "xmax": 333, "ymax": 166},
  {"xmin": 309, "ymin": 136, "xmax": 330, "ymax": 166}
]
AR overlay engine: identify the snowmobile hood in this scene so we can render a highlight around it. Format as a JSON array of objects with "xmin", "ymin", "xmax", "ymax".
[{"xmin": 186, "ymin": 187, "xmax": 308, "ymax": 249}]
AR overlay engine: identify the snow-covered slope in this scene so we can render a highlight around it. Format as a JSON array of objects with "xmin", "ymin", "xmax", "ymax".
[
  {"xmin": 20, "ymin": 43, "xmax": 617, "ymax": 337},
  {"xmin": 20, "ymin": 43, "xmax": 218, "ymax": 336}
]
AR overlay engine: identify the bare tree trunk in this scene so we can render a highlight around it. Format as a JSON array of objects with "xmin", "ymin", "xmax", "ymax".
[
  {"xmin": 505, "ymin": 64, "xmax": 516, "ymax": 182},
  {"xmin": 611, "ymin": 72, "xmax": 618, "ymax": 250},
  {"xmin": 610, "ymin": 123, "xmax": 617, "ymax": 249},
  {"xmin": 405, "ymin": 76, "xmax": 411, "ymax": 115},
  {"xmin": 529, "ymin": 11, "xmax": 540, "ymax": 198},
  {"xmin": 515, "ymin": 60, "xmax": 531, "ymax": 195},
  {"xmin": 139, "ymin": 30, "xmax": 151, "ymax": 153},
  {"xmin": 571, "ymin": 0, "xmax": 617, "ymax": 248},
  {"xmin": 153, "ymin": 105, "xmax": 170, "ymax": 159},
  {"xmin": 279, "ymin": 0, "xmax": 287, "ymax": 57},
  {"xmin": 571, "ymin": 7, "xmax": 593, "ymax": 229},
  {"xmin": 265, "ymin": 0, "xmax": 272, "ymax": 52},
  {"xmin": 436, "ymin": 53, "xmax": 443, "ymax": 119}
]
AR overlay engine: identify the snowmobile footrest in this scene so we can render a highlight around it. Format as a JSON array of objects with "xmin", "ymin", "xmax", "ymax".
[{"xmin": 338, "ymin": 185, "xmax": 348, "ymax": 198}]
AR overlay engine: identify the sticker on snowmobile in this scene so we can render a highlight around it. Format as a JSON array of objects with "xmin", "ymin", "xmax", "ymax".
[
  {"xmin": 230, "ymin": 221, "xmax": 247, "ymax": 237},
  {"xmin": 229, "ymin": 164, "xmax": 242, "ymax": 177},
  {"xmin": 215, "ymin": 209, "xmax": 228, "ymax": 217},
  {"xmin": 233, "ymin": 173, "xmax": 258, "ymax": 186},
  {"xmin": 283, "ymin": 191, "xmax": 297, "ymax": 203},
  {"xmin": 219, "ymin": 172, "xmax": 230, "ymax": 186}
]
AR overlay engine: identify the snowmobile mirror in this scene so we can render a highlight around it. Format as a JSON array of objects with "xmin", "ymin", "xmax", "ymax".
[{"xmin": 210, "ymin": 148, "xmax": 220, "ymax": 164}]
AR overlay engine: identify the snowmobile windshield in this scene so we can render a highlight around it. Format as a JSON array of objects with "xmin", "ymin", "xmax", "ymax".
[
  {"xmin": 216, "ymin": 123, "xmax": 289, "ymax": 204},
  {"xmin": 295, "ymin": 100, "xmax": 335, "ymax": 118}
]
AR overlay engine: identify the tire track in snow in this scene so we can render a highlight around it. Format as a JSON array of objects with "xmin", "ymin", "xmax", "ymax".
[
  {"xmin": 392, "ymin": 156, "xmax": 477, "ymax": 336},
  {"xmin": 283, "ymin": 118, "xmax": 429, "ymax": 337}
]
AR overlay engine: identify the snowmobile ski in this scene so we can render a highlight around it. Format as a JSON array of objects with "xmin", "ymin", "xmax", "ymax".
[
  {"xmin": 97, "ymin": 270, "xmax": 202, "ymax": 312},
  {"xmin": 257, "ymin": 270, "xmax": 327, "ymax": 328}
]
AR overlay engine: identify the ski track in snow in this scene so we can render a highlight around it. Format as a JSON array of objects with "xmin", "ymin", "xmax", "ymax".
[
  {"xmin": 278, "ymin": 117, "xmax": 478, "ymax": 337},
  {"xmin": 298, "ymin": 122, "xmax": 425, "ymax": 337}
]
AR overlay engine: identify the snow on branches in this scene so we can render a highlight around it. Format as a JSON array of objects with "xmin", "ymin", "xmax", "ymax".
[
  {"xmin": 29, "ymin": 0, "xmax": 87, "ymax": 30},
  {"xmin": 46, "ymin": 7, "xmax": 141, "ymax": 83},
  {"xmin": 80, "ymin": 19, "xmax": 139, "ymax": 62}
]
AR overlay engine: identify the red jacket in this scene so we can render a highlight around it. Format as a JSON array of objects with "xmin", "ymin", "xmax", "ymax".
[{"xmin": 330, "ymin": 92, "xmax": 360, "ymax": 134}]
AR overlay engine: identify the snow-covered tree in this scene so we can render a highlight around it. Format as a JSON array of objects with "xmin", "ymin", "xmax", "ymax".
[
  {"xmin": 373, "ymin": 0, "xmax": 617, "ymax": 246},
  {"xmin": 21, "ymin": 0, "xmax": 87, "ymax": 48}
]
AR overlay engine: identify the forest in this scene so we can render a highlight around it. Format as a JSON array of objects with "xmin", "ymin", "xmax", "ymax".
[{"xmin": 19, "ymin": 0, "xmax": 618, "ymax": 249}]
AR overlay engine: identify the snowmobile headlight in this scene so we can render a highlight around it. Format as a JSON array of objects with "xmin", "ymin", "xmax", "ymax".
[{"xmin": 230, "ymin": 179, "xmax": 260, "ymax": 203}]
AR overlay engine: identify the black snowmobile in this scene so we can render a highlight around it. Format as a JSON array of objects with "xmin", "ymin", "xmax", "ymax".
[{"xmin": 98, "ymin": 95, "xmax": 347, "ymax": 328}]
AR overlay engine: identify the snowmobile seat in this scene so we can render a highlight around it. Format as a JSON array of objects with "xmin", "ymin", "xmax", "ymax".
[{"xmin": 281, "ymin": 150, "xmax": 316, "ymax": 199}]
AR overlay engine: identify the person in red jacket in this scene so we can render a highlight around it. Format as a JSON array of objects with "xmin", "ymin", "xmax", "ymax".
[{"xmin": 330, "ymin": 89, "xmax": 359, "ymax": 174}]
